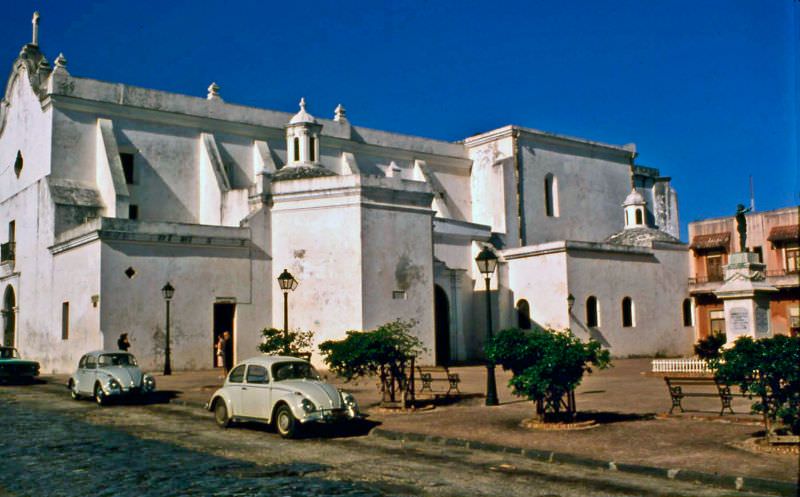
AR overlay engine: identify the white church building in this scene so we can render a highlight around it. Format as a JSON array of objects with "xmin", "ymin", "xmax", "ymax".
[{"xmin": 0, "ymin": 16, "xmax": 694, "ymax": 372}]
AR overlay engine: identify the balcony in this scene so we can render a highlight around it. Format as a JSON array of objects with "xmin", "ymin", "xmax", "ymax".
[
  {"xmin": 688, "ymin": 272, "xmax": 724, "ymax": 294},
  {"xmin": 766, "ymin": 268, "xmax": 800, "ymax": 288},
  {"xmin": 0, "ymin": 242, "xmax": 14, "ymax": 264}
]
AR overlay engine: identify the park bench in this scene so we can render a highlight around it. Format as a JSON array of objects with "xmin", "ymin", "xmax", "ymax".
[
  {"xmin": 663, "ymin": 376, "xmax": 734, "ymax": 416},
  {"xmin": 415, "ymin": 365, "xmax": 461, "ymax": 397}
]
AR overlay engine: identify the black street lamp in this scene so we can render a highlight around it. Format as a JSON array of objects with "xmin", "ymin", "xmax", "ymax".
[
  {"xmin": 567, "ymin": 293, "xmax": 576, "ymax": 313},
  {"xmin": 475, "ymin": 246, "xmax": 499, "ymax": 406},
  {"xmin": 277, "ymin": 269, "xmax": 298, "ymax": 333},
  {"xmin": 161, "ymin": 282, "xmax": 175, "ymax": 375}
]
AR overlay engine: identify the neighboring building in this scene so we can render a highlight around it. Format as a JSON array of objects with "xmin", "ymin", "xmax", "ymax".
[
  {"xmin": 0, "ymin": 16, "xmax": 694, "ymax": 372},
  {"xmin": 688, "ymin": 206, "xmax": 799, "ymax": 339}
]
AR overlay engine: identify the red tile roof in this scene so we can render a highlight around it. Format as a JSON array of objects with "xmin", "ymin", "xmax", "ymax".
[
  {"xmin": 690, "ymin": 232, "xmax": 730, "ymax": 251},
  {"xmin": 767, "ymin": 224, "xmax": 799, "ymax": 243}
]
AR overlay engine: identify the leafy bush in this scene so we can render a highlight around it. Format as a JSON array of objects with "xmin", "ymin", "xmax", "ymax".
[
  {"xmin": 319, "ymin": 320, "xmax": 423, "ymax": 405},
  {"xmin": 486, "ymin": 328, "xmax": 611, "ymax": 421},
  {"xmin": 711, "ymin": 335, "xmax": 800, "ymax": 436},
  {"xmin": 693, "ymin": 332, "xmax": 726, "ymax": 360},
  {"xmin": 257, "ymin": 327, "xmax": 314, "ymax": 357}
]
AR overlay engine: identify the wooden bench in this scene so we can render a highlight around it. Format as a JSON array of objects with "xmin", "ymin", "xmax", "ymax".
[
  {"xmin": 664, "ymin": 376, "xmax": 734, "ymax": 415},
  {"xmin": 415, "ymin": 365, "xmax": 461, "ymax": 397}
]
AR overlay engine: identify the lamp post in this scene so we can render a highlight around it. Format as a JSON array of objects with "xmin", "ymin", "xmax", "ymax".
[
  {"xmin": 161, "ymin": 282, "xmax": 175, "ymax": 375},
  {"xmin": 277, "ymin": 269, "xmax": 298, "ymax": 333},
  {"xmin": 567, "ymin": 293, "xmax": 575, "ymax": 313},
  {"xmin": 475, "ymin": 246, "xmax": 499, "ymax": 406}
]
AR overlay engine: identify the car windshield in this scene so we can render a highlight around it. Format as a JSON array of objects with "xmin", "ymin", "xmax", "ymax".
[
  {"xmin": 98, "ymin": 353, "xmax": 137, "ymax": 367},
  {"xmin": 271, "ymin": 362, "xmax": 319, "ymax": 381},
  {"xmin": 0, "ymin": 348, "xmax": 19, "ymax": 359}
]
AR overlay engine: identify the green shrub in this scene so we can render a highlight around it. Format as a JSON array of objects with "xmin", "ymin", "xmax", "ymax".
[
  {"xmin": 486, "ymin": 328, "xmax": 610, "ymax": 421},
  {"xmin": 257, "ymin": 327, "xmax": 314, "ymax": 357},
  {"xmin": 711, "ymin": 335, "xmax": 800, "ymax": 436},
  {"xmin": 694, "ymin": 332, "xmax": 726, "ymax": 360},
  {"xmin": 319, "ymin": 319, "xmax": 423, "ymax": 405}
]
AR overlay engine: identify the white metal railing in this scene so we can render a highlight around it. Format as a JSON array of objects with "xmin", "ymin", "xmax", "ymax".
[{"xmin": 651, "ymin": 358, "xmax": 710, "ymax": 373}]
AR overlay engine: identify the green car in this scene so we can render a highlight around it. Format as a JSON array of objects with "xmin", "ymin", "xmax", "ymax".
[{"xmin": 0, "ymin": 347, "xmax": 40, "ymax": 383}]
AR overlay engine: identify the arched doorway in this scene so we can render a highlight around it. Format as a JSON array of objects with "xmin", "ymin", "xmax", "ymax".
[
  {"xmin": 434, "ymin": 285, "xmax": 450, "ymax": 365},
  {"xmin": 3, "ymin": 285, "xmax": 15, "ymax": 347}
]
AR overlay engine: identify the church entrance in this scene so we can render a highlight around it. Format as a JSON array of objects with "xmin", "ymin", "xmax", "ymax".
[
  {"xmin": 3, "ymin": 285, "xmax": 15, "ymax": 347},
  {"xmin": 213, "ymin": 302, "xmax": 235, "ymax": 367},
  {"xmin": 434, "ymin": 285, "xmax": 450, "ymax": 365}
]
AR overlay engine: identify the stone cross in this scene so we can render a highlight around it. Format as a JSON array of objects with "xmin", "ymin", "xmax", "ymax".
[{"xmin": 32, "ymin": 12, "xmax": 40, "ymax": 46}]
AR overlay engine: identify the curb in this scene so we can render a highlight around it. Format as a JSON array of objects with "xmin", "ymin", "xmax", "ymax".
[{"xmin": 370, "ymin": 428, "xmax": 798, "ymax": 497}]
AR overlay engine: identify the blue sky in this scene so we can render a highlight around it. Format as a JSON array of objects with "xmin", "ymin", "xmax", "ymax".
[{"xmin": 2, "ymin": 1, "xmax": 797, "ymax": 239}]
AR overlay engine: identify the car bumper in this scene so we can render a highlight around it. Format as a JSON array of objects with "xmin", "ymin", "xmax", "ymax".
[{"xmin": 300, "ymin": 407, "xmax": 362, "ymax": 424}]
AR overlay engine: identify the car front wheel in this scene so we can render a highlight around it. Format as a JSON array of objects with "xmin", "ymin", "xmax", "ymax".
[
  {"xmin": 275, "ymin": 405, "xmax": 298, "ymax": 439},
  {"xmin": 214, "ymin": 400, "xmax": 230, "ymax": 428},
  {"xmin": 94, "ymin": 383, "xmax": 107, "ymax": 406}
]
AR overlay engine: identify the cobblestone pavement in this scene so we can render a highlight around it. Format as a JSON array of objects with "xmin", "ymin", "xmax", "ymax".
[{"xmin": 0, "ymin": 384, "xmax": 778, "ymax": 497}]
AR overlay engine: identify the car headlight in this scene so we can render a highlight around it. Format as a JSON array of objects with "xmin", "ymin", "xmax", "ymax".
[
  {"xmin": 301, "ymin": 398, "xmax": 316, "ymax": 413},
  {"xmin": 108, "ymin": 379, "xmax": 121, "ymax": 391},
  {"xmin": 341, "ymin": 391, "xmax": 357, "ymax": 408},
  {"xmin": 143, "ymin": 375, "xmax": 156, "ymax": 391}
]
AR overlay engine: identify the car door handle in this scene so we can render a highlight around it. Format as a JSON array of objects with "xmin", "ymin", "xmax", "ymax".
[{"xmin": 242, "ymin": 387, "xmax": 247, "ymax": 390}]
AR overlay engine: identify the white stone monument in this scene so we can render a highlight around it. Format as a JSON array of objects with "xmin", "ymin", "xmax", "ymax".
[{"xmin": 714, "ymin": 251, "xmax": 777, "ymax": 344}]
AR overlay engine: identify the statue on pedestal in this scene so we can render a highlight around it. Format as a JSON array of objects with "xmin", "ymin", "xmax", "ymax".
[{"xmin": 735, "ymin": 204, "xmax": 751, "ymax": 252}]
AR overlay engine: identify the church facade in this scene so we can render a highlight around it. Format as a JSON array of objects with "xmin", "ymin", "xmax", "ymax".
[{"xmin": 0, "ymin": 20, "xmax": 694, "ymax": 373}]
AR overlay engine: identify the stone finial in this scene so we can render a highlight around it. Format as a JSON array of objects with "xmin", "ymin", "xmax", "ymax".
[
  {"xmin": 37, "ymin": 57, "xmax": 50, "ymax": 71},
  {"xmin": 299, "ymin": 97, "xmax": 307, "ymax": 111},
  {"xmin": 207, "ymin": 82, "xmax": 221, "ymax": 101},
  {"xmin": 334, "ymin": 104, "xmax": 347, "ymax": 122},
  {"xmin": 54, "ymin": 53, "xmax": 67, "ymax": 69},
  {"xmin": 32, "ymin": 12, "xmax": 40, "ymax": 46}
]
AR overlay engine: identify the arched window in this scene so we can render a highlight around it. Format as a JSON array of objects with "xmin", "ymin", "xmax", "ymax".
[
  {"xmin": 544, "ymin": 173, "xmax": 559, "ymax": 217},
  {"xmin": 682, "ymin": 298, "xmax": 693, "ymax": 327},
  {"xmin": 13, "ymin": 151, "xmax": 23, "ymax": 178},
  {"xmin": 293, "ymin": 137, "xmax": 300, "ymax": 162},
  {"xmin": 635, "ymin": 209, "xmax": 643, "ymax": 225},
  {"xmin": 586, "ymin": 296, "xmax": 599, "ymax": 327},
  {"xmin": 309, "ymin": 136, "xmax": 316, "ymax": 162},
  {"xmin": 622, "ymin": 297, "xmax": 634, "ymax": 327},
  {"xmin": 516, "ymin": 299, "xmax": 532, "ymax": 330}
]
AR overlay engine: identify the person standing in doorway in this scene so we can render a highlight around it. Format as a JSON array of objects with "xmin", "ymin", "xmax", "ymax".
[
  {"xmin": 117, "ymin": 333, "xmax": 131, "ymax": 352},
  {"xmin": 215, "ymin": 335, "xmax": 224, "ymax": 369},
  {"xmin": 222, "ymin": 330, "xmax": 233, "ymax": 374}
]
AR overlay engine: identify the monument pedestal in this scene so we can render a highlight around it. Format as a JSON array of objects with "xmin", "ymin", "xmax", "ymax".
[{"xmin": 714, "ymin": 252, "xmax": 777, "ymax": 344}]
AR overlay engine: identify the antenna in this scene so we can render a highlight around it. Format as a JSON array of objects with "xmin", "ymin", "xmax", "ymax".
[{"xmin": 749, "ymin": 175, "xmax": 755, "ymax": 212}]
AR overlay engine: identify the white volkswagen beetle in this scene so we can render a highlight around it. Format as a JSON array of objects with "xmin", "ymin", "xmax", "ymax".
[
  {"xmin": 68, "ymin": 350, "xmax": 156, "ymax": 405},
  {"xmin": 207, "ymin": 355, "xmax": 360, "ymax": 438}
]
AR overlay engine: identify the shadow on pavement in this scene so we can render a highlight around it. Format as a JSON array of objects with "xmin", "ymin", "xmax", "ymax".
[{"xmin": 233, "ymin": 418, "xmax": 381, "ymax": 440}]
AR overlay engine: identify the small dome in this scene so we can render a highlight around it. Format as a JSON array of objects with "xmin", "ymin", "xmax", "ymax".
[
  {"xmin": 623, "ymin": 188, "xmax": 645, "ymax": 206},
  {"xmin": 289, "ymin": 97, "xmax": 317, "ymax": 125}
]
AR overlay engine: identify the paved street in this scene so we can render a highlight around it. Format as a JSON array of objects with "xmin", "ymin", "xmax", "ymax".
[{"xmin": 0, "ymin": 382, "xmax": 777, "ymax": 497}]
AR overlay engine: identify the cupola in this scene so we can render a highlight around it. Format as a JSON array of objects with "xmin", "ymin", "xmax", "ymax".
[
  {"xmin": 622, "ymin": 188, "xmax": 647, "ymax": 229},
  {"xmin": 286, "ymin": 98, "xmax": 322, "ymax": 166}
]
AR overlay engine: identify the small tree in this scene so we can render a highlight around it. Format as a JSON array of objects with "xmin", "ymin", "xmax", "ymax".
[
  {"xmin": 486, "ymin": 328, "xmax": 611, "ymax": 422},
  {"xmin": 258, "ymin": 327, "xmax": 314, "ymax": 358},
  {"xmin": 319, "ymin": 320, "xmax": 423, "ymax": 406},
  {"xmin": 711, "ymin": 335, "xmax": 800, "ymax": 436},
  {"xmin": 694, "ymin": 332, "xmax": 726, "ymax": 360}
]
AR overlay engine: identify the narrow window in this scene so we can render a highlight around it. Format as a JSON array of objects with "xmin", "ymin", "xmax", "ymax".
[
  {"xmin": 309, "ymin": 136, "xmax": 316, "ymax": 162},
  {"xmin": 785, "ymin": 242, "xmax": 799, "ymax": 273},
  {"xmin": 750, "ymin": 246, "xmax": 763, "ymax": 263},
  {"xmin": 622, "ymin": 297, "xmax": 634, "ymax": 327},
  {"xmin": 682, "ymin": 298, "xmax": 693, "ymax": 327},
  {"xmin": 61, "ymin": 302, "xmax": 69, "ymax": 340},
  {"xmin": 13, "ymin": 151, "xmax": 23, "ymax": 178},
  {"xmin": 120, "ymin": 153, "xmax": 135, "ymax": 184},
  {"xmin": 635, "ymin": 209, "xmax": 643, "ymax": 225},
  {"xmin": 516, "ymin": 299, "xmax": 532, "ymax": 330},
  {"xmin": 293, "ymin": 137, "xmax": 300, "ymax": 162},
  {"xmin": 706, "ymin": 253, "xmax": 723, "ymax": 281},
  {"xmin": 709, "ymin": 310, "xmax": 725, "ymax": 334},
  {"xmin": 544, "ymin": 173, "xmax": 558, "ymax": 217},
  {"xmin": 128, "ymin": 205, "xmax": 139, "ymax": 220},
  {"xmin": 586, "ymin": 296, "xmax": 599, "ymax": 327},
  {"xmin": 8, "ymin": 220, "xmax": 14, "ymax": 243}
]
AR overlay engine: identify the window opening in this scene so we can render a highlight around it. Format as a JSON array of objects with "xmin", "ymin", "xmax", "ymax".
[
  {"xmin": 120, "ymin": 153, "xmax": 135, "ymax": 184},
  {"xmin": 622, "ymin": 297, "xmax": 634, "ymax": 327},
  {"xmin": 586, "ymin": 296, "xmax": 599, "ymax": 327}
]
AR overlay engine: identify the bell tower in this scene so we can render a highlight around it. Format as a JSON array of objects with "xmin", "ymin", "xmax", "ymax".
[{"xmin": 286, "ymin": 98, "xmax": 322, "ymax": 166}]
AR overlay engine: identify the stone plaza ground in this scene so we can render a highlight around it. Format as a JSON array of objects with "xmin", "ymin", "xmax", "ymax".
[{"xmin": 3, "ymin": 358, "xmax": 798, "ymax": 496}]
